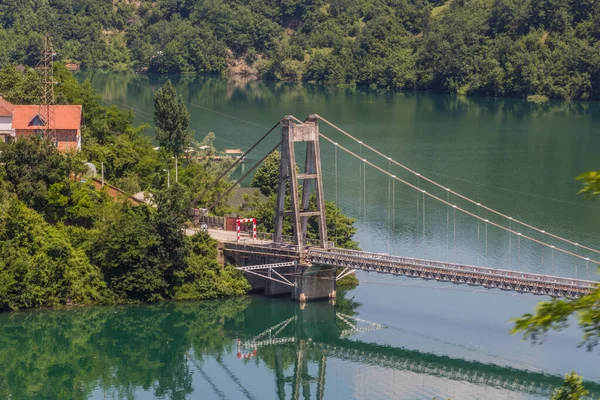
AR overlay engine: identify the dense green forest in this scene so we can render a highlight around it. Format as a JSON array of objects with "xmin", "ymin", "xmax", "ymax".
[{"xmin": 1, "ymin": 0, "xmax": 599, "ymax": 100}]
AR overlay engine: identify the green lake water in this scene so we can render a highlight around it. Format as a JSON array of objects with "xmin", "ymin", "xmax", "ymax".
[{"xmin": 2, "ymin": 73, "xmax": 600, "ymax": 399}]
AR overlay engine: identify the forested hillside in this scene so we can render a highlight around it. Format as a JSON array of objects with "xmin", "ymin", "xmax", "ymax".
[{"xmin": 1, "ymin": 0, "xmax": 599, "ymax": 100}]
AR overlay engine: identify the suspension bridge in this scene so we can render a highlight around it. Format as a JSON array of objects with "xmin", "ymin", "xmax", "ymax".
[{"xmin": 201, "ymin": 115, "xmax": 599, "ymax": 301}]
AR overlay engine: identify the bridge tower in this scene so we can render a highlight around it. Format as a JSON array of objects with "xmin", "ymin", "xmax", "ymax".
[{"xmin": 274, "ymin": 115, "xmax": 328, "ymax": 250}]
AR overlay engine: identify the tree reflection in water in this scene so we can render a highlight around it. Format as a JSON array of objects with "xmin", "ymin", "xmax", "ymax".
[{"xmin": 0, "ymin": 290, "xmax": 598, "ymax": 399}]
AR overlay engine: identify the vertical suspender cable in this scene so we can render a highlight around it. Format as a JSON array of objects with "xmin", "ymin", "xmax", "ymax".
[
  {"xmin": 447, "ymin": 191, "xmax": 450, "ymax": 254},
  {"xmin": 586, "ymin": 260, "xmax": 589, "ymax": 280},
  {"xmin": 422, "ymin": 191, "xmax": 425, "ymax": 240},
  {"xmin": 541, "ymin": 246, "xmax": 544, "ymax": 270},
  {"xmin": 359, "ymin": 142, "xmax": 362, "ymax": 223},
  {"xmin": 392, "ymin": 178, "xmax": 396, "ymax": 236},
  {"xmin": 335, "ymin": 143, "xmax": 338, "ymax": 246},
  {"xmin": 574, "ymin": 243, "xmax": 579, "ymax": 278},
  {"xmin": 477, "ymin": 203, "xmax": 480, "ymax": 265},
  {"xmin": 453, "ymin": 207, "xmax": 456, "ymax": 256},
  {"xmin": 518, "ymin": 233, "xmax": 521, "ymax": 270},
  {"xmin": 541, "ymin": 231, "xmax": 545, "ymax": 267},
  {"xmin": 363, "ymin": 161, "xmax": 367, "ymax": 221},
  {"xmin": 485, "ymin": 219, "xmax": 488, "ymax": 262},
  {"xmin": 416, "ymin": 176, "xmax": 421, "ymax": 243},
  {"xmin": 509, "ymin": 218, "xmax": 512, "ymax": 270},
  {"xmin": 387, "ymin": 161, "xmax": 392, "ymax": 254}
]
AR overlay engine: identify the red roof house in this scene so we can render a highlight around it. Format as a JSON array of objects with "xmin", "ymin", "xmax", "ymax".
[
  {"xmin": 12, "ymin": 105, "xmax": 82, "ymax": 152},
  {"xmin": 0, "ymin": 97, "xmax": 16, "ymax": 142},
  {"xmin": 0, "ymin": 97, "xmax": 15, "ymax": 117}
]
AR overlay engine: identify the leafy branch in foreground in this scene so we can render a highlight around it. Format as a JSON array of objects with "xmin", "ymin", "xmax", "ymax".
[
  {"xmin": 511, "ymin": 169, "xmax": 600, "ymax": 397},
  {"xmin": 551, "ymin": 372, "xmax": 589, "ymax": 400},
  {"xmin": 577, "ymin": 171, "xmax": 600, "ymax": 199},
  {"xmin": 511, "ymin": 287, "xmax": 600, "ymax": 351},
  {"xmin": 512, "ymin": 170, "xmax": 600, "ymax": 352}
]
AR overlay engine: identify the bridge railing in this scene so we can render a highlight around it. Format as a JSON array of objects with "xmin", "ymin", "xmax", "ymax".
[
  {"xmin": 252, "ymin": 232, "xmax": 334, "ymax": 248},
  {"xmin": 309, "ymin": 248, "xmax": 598, "ymax": 289},
  {"xmin": 256, "ymin": 232, "xmax": 274, "ymax": 242}
]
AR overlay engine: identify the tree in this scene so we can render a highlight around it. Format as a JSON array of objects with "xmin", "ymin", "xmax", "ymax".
[
  {"xmin": 551, "ymin": 372, "xmax": 589, "ymax": 400},
  {"xmin": 512, "ymin": 170, "xmax": 600, "ymax": 351},
  {"xmin": 153, "ymin": 183, "xmax": 190, "ymax": 290},
  {"xmin": 153, "ymin": 80, "xmax": 192, "ymax": 183},
  {"xmin": 251, "ymin": 150, "xmax": 281, "ymax": 196},
  {"xmin": 0, "ymin": 191, "xmax": 107, "ymax": 310},
  {"xmin": 0, "ymin": 137, "xmax": 80, "ymax": 212},
  {"xmin": 90, "ymin": 204, "xmax": 166, "ymax": 302}
]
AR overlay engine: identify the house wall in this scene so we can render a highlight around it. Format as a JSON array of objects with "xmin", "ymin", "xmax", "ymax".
[
  {"xmin": 0, "ymin": 116, "xmax": 13, "ymax": 134},
  {"xmin": 15, "ymin": 128, "xmax": 80, "ymax": 152}
]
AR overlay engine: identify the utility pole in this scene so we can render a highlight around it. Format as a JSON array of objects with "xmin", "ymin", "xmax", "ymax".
[
  {"xmin": 164, "ymin": 168, "xmax": 170, "ymax": 188},
  {"xmin": 36, "ymin": 33, "xmax": 56, "ymax": 145}
]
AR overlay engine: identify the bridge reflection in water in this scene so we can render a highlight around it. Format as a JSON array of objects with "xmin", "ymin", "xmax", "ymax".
[
  {"xmin": 229, "ymin": 297, "xmax": 600, "ymax": 399},
  {"xmin": 1, "ymin": 294, "xmax": 599, "ymax": 399}
]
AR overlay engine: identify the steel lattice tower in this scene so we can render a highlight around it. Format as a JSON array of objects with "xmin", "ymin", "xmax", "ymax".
[
  {"xmin": 36, "ymin": 33, "xmax": 56, "ymax": 144},
  {"xmin": 274, "ymin": 115, "xmax": 328, "ymax": 250}
]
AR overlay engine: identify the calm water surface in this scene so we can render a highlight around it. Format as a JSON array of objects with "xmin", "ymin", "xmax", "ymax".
[{"xmin": 3, "ymin": 73, "xmax": 599, "ymax": 399}]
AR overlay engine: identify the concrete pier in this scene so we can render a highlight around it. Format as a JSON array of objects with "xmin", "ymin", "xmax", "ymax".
[
  {"xmin": 221, "ymin": 241, "xmax": 337, "ymax": 302},
  {"xmin": 292, "ymin": 265, "xmax": 336, "ymax": 302}
]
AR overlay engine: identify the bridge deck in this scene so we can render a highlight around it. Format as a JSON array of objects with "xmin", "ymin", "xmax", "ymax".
[
  {"xmin": 208, "ymin": 230, "xmax": 597, "ymax": 299},
  {"xmin": 308, "ymin": 248, "xmax": 596, "ymax": 299}
]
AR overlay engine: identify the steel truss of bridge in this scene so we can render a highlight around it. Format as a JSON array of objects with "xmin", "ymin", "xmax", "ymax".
[
  {"xmin": 223, "ymin": 240, "xmax": 597, "ymax": 299},
  {"xmin": 308, "ymin": 248, "xmax": 596, "ymax": 299}
]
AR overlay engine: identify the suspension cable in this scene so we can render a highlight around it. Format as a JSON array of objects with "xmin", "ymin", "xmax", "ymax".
[
  {"xmin": 318, "ymin": 132, "xmax": 600, "ymax": 266},
  {"xmin": 316, "ymin": 115, "xmax": 600, "ymax": 257},
  {"xmin": 193, "ymin": 121, "xmax": 280, "ymax": 205},
  {"xmin": 207, "ymin": 141, "xmax": 281, "ymax": 211}
]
